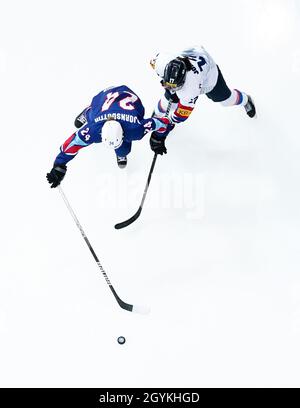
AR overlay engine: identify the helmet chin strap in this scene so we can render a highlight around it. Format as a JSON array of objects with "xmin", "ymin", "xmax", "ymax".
[{"xmin": 163, "ymin": 82, "xmax": 184, "ymax": 92}]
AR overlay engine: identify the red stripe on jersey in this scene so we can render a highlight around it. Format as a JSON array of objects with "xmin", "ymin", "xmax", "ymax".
[
  {"xmin": 62, "ymin": 134, "xmax": 76, "ymax": 152},
  {"xmin": 174, "ymin": 103, "xmax": 194, "ymax": 119},
  {"xmin": 62, "ymin": 133, "xmax": 84, "ymax": 155},
  {"xmin": 178, "ymin": 103, "xmax": 194, "ymax": 112},
  {"xmin": 64, "ymin": 145, "xmax": 84, "ymax": 155}
]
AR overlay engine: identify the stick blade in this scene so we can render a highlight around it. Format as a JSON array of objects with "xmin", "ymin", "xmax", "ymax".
[
  {"xmin": 118, "ymin": 299, "xmax": 150, "ymax": 315},
  {"xmin": 132, "ymin": 304, "xmax": 151, "ymax": 315},
  {"xmin": 115, "ymin": 207, "xmax": 142, "ymax": 230},
  {"xmin": 110, "ymin": 286, "xmax": 149, "ymax": 315}
]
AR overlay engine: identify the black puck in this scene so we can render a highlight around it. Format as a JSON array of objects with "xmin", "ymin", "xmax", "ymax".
[{"xmin": 117, "ymin": 336, "xmax": 126, "ymax": 345}]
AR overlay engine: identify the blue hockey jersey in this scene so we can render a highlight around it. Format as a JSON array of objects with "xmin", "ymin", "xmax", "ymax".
[{"xmin": 54, "ymin": 85, "xmax": 165, "ymax": 166}]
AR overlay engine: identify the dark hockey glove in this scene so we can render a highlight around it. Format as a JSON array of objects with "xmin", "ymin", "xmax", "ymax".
[
  {"xmin": 46, "ymin": 165, "xmax": 67, "ymax": 188},
  {"xmin": 150, "ymin": 132, "xmax": 167, "ymax": 155}
]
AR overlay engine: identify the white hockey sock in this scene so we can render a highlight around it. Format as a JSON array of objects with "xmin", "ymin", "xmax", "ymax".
[{"xmin": 221, "ymin": 89, "xmax": 248, "ymax": 107}]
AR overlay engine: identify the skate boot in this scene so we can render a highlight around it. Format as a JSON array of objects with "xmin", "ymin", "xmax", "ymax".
[
  {"xmin": 74, "ymin": 107, "xmax": 89, "ymax": 128},
  {"xmin": 117, "ymin": 156, "xmax": 127, "ymax": 169},
  {"xmin": 244, "ymin": 96, "xmax": 256, "ymax": 118}
]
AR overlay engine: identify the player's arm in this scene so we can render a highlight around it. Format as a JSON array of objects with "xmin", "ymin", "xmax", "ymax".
[
  {"xmin": 54, "ymin": 124, "xmax": 96, "ymax": 166},
  {"xmin": 131, "ymin": 117, "xmax": 172, "ymax": 140},
  {"xmin": 170, "ymin": 96, "xmax": 198, "ymax": 124},
  {"xmin": 47, "ymin": 124, "xmax": 97, "ymax": 188}
]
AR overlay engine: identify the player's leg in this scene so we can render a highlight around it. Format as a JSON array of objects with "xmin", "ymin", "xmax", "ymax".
[
  {"xmin": 115, "ymin": 141, "xmax": 132, "ymax": 169},
  {"xmin": 206, "ymin": 66, "xmax": 256, "ymax": 118}
]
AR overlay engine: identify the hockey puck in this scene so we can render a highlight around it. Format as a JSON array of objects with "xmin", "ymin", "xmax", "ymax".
[{"xmin": 117, "ymin": 336, "xmax": 126, "ymax": 345}]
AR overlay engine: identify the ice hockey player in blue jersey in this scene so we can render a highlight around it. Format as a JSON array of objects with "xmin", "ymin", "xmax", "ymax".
[{"xmin": 46, "ymin": 85, "xmax": 172, "ymax": 188}]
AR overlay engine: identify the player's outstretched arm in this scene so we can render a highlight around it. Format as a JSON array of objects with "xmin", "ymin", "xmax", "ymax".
[
  {"xmin": 139, "ymin": 117, "xmax": 172, "ymax": 138},
  {"xmin": 149, "ymin": 117, "xmax": 175, "ymax": 156},
  {"xmin": 47, "ymin": 124, "xmax": 95, "ymax": 188}
]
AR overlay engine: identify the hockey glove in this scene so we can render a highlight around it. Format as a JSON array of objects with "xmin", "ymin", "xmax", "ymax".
[
  {"xmin": 150, "ymin": 132, "xmax": 167, "ymax": 155},
  {"xmin": 46, "ymin": 165, "xmax": 67, "ymax": 188}
]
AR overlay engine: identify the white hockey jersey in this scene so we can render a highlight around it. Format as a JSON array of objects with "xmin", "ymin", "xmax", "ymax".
[{"xmin": 151, "ymin": 46, "xmax": 219, "ymax": 121}]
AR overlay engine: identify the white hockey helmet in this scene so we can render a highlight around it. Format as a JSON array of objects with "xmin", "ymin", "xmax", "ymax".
[{"xmin": 101, "ymin": 120, "xmax": 124, "ymax": 150}]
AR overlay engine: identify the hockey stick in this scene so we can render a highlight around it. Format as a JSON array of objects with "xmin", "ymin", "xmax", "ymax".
[
  {"xmin": 58, "ymin": 185, "xmax": 150, "ymax": 314},
  {"xmin": 115, "ymin": 101, "xmax": 173, "ymax": 230},
  {"xmin": 115, "ymin": 153, "xmax": 158, "ymax": 230}
]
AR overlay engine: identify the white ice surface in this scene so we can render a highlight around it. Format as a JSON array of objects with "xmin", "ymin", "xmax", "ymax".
[{"xmin": 0, "ymin": 0, "xmax": 300, "ymax": 387}]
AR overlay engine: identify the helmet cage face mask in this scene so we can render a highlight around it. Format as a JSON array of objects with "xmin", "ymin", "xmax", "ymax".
[{"xmin": 162, "ymin": 58, "xmax": 187, "ymax": 91}]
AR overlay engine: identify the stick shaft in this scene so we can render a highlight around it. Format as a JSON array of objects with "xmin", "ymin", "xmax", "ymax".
[{"xmin": 58, "ymin": 186, "xmax": 111, "ymax": 285}]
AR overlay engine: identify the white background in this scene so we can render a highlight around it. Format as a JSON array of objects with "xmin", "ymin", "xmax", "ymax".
[{"xmin": 0, "ymin": 0, "xmax": 300, "ymax": 387}]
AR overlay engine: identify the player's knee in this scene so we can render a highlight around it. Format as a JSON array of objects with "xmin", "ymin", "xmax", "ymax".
[
  {"xmin": 221, "ymin": 89, "xmax": 247, "ymax": 107},
  {"xmin": 221, "ymin": 90, "xmax": 237, "ymax": 107}
]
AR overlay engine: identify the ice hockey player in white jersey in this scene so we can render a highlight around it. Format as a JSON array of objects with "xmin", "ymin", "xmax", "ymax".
[{"xmin": 149, "ymin": 46, "xmax": 256, "ymax": 155}]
